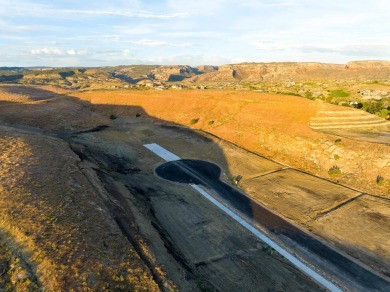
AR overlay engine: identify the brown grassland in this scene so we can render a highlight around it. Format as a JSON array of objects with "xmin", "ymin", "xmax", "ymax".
[
  {"xmin": 74, "ymin": 89, "xmax": 390, "ymax": 197},
  {"xmin": 0, "ymin": 126, "xmax": 159, "ymax": 291},
  {"xmin": 0, "ymin": 86, "xmax": 160, "ymax": 291},
  {"xmin": 0, "ymin": 84, "xmax": 389, "ymax": 290}
]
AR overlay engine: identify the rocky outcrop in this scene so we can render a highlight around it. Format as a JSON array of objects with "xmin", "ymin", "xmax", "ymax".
[
  {"xmin": 195, "ymin": 65, "xmax": 218, "ymax": 73},
  {"xmin": 188, "ymin": 65, "xmax": 236, "ymax": 83},
  {"xmin": 188, "ymin": 61, "xmax": 390, "ymax": 83},
  {"xmin": 148, "ymin": 65, "xmax": 199, "ymax": 82},
  {"xmin": 358, "ymin": 89, "xmax": 389, "ymax": 100},
  {"xmin": 3, "ymin": 61, "xmax": 390, "ymax": 88},
  {"xmin": 346, "ymin": 60, "xmax": 390, "ymax": 69}
]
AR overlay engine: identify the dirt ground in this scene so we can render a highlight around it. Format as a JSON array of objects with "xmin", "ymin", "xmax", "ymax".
[
  {"xmin": 240, "ymin": 166, "xmax": 390, "ymax": 274},
  {"xmin": 0, "ymin": 125, "xmax": 159, "ymax": 291},
  {"xmin": 244, "ymin": 169, "xmax": 360, "ymax": 223},
  {"xmin": 315, "ymin": 195, "xmax": 390, "ymax": 276},
  {"xmin": 71, "ymin": 122, "xmax": 324, "ymax": 291},
  {"xmin": 0, "ymin": 85, "xmax": 325, "ymax": 290},
  {"xmin": 114, "ymin": 119, "xmax": 390, "ymax": 279},
  {"xmin": 0, "ymin": 85, "xmax": 389, "ymax": 290},
  {"xmin": 73, "ymin": 89, "xmax": 390, "ymax": 197},
  {"xmin": 321, "ymin": 128, "xmax": 390, "ymax": 145}
]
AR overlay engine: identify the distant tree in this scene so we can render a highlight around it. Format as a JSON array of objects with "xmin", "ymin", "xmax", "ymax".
[
  {"xmin": 362, "ymin": 102, "xmax": 383, "ymax": 114},
  {"xmin": 0, "ymin": 74, "xmax": 23, "ymax": 82},
  {"xmin": 59, "ymin": 71, "xmax": 75, "ymax": 78},
  {"xmin": 376, "ymin": 109, "xmax": 389, "ymax": 119}
]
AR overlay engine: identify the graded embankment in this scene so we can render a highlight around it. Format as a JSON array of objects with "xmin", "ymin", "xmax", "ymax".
[{"xmin": 74, "ymin": 89, "xmax": 390, "ymax": 197}]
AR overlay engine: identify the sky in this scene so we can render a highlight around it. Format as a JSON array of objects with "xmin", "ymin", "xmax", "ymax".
[{"xmin": 1, "ymin": 0, "xmax": 389, "ymax": 67}]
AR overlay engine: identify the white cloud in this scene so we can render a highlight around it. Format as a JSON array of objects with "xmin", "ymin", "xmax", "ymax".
[
  {"xmin": 132, "ymin": 39, "xmax": 200, "ymax": 48},
  {"xmin": 133, "ymin": 39, "xmax": 168, "ymax": 46},
  {"xmin": 302, "ymin": 44, "xmax": 390, "ymax": 57},
  {"xmin": 174, "ymin": 43, "xmax": 201, "ymax": 48},
  {"xmin": 30, "ymin": 47, "xmax": 87, "ymax": 56},
  {"xmin": 0, "ymin": 0, "xmax": 49, "ymax": 17},
  {"xmin": 112, "ymin": 25, "xmax": 156, "ymax": 35},
  {"xmin": 167, "ymin": 0, "xmax": 231, "ymax": 15},
  {"xmin": 248, "ymin": 40, "xmax": 390, "ymax": 62},
  {"xmin": 251, "ymin": 41, "xmax": 390, "ymax": 56},
  {"xmin": 230, "ymin": 57, "xmax": 249, "ymax": 64},
  {"xmin": 60, "ymin": 9, "xmax": 188, "ymax": 19},
  {"xmin": 0, "ymin": 0, "xmax": 187, "ymax": 19},
  {"xmin": 0, "ymin": 20, "xmax": 33, "ymax": 32},
  {"xmin": 66, "ymin": 49, "xmax": 87, "ymax": 56},
  {"xmin": 238, "ymin": 0, "xmax": 299, "ymax": 9},
  {"xmin": 148, "ymin": 54, "xmax": 231, "ymax": 66},
  {"xmin": 30, "ymin": 48, "xmax": 64, "ymax": 55},
  {"xmin": 2, "ymin": 0, "xmax": 390, "ymax": 66},
  {"xmin": 160, "ymin": 30, "xmax": 222, "ymax": 39}
]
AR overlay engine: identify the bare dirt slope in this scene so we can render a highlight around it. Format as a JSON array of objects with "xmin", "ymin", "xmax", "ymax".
[
  {"xmin": 0, "ymin": 85, "xmax": 108, "ymax": 130},
  {"xmin": 71, "ymin": 87, "xmax": 390, "ymax": 278},
  {"xmin": 129, "ymin": 122, "xmax": 390, "ymax": 278},
  {"xmin": 0, "ymin": 85, "xmax": 163, "ymax": 290},
  {"xmin": 0, "ymin": 85, "xmax": 326, "ymax": 290},
  {"xmin": 74, "ymin": 89, "xmax": 390, "ymax": 196},
  {"xmin": 70, "ymin": 124, "xmax": 323, "ymax": 291},
  {"xmin": 0, "ymin": 125, "xmax": 159, "ymax": 291},
  {"xmin": 0, "ymin": 85, "xmax": 389, "ymax": 290},
  {"xmin": 188, "ymin": 61, "xmax": 390, "ymax": 83}
]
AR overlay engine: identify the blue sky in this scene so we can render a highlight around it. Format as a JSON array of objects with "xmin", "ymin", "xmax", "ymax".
[{"xmin": 1, "ymin": 0, "xmax": 389, "ymax": 66}]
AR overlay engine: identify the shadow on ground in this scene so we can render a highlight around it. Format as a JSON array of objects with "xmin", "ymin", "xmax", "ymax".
[{"xmin": 0, "ymin": 85, "xmax": 389, "ymax": 291}]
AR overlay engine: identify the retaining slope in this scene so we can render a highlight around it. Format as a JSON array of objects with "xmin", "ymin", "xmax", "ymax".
[{"xmin": 310, "ymin": 110, "xmax": 390, "ymax": 130}]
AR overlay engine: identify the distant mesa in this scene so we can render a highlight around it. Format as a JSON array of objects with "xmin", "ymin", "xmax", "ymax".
[{"xmin": 1, "ymin": 61, "xmax": 390, "ymax": 88}]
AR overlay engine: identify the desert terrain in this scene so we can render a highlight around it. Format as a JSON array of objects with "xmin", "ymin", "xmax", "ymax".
[{"xmin": 0, "ymin": 61, "xmax": 389, "ymax": 291}]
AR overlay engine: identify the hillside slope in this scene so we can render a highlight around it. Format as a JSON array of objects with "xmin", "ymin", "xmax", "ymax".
[
  {"xmin": 74, "ymin": 89, "xmax": 390, "ymax": 197},
  {"xmin": 1, "ymin": 61, "xmax": 390, "ymax": 88},
  {"xmin": 0, "ymin": 86, "xmax": 163, "ymax": 290},
  {"xmin": 188, "ymin": 61, "xmax": 390, "ymax": 83}
]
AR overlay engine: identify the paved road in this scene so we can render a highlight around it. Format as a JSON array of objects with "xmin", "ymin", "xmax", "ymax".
[{"xmin": 155, "ymin": 159, "xmax": 390, "ymax": 292}]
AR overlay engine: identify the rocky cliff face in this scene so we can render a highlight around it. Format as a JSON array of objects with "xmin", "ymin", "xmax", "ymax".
[
  {"xmin": 148, "ymin": 65, "xmax": 199, "ymax": 82},
  {"xmin": 189, "ymin": 61, "xmax": 390, "ymax": 83},
  {"xmin": 346, "ymin": 60, "xmax": 390, "ymax": 69},
  {"xmin": 234, "ymin": 62, "xmax": 345, "ymax": 81},
  {"xmin": 2, "ymin": 61, "xmax": 390, "ymax": 88},
  {"xmin": 195, "ymin": 65, "xmax": 218, "ymax": 73}
]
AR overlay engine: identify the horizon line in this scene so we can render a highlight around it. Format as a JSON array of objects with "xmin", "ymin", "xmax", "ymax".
[{"xmin": 2, "ymin": 59, "xmax": 390, "ymax": 69}]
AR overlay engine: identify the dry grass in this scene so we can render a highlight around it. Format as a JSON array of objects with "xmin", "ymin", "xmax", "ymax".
[
  {"xmin": 0, "ymin": 84, "xmax": 388, "ymax": 288},
  {"xmin": 0, "ymin": 85, "xmax": 109, "ymax": 130},
  {"xmin": 0, "ymin": 126, "xmax": 159, "ymax": 291},
  {"xmin": 315, "ymin": 195, "xmax": 390, "ymax": 273},
  {"xmin": 0, "ymin": 215, "xmax": 40, "ymax": 291},
  {"xmin": 73, "ymin": 89, "xmax": 390, "ymax": 197},
  {"xmin": 1, "ymin": 85, "xmax": 387, "ymax": 196}
]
